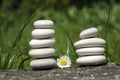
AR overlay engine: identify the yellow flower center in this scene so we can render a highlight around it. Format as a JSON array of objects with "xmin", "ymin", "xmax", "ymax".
[{"xmin": 60, "ymin": 59, "xmax": 67, "ymax": 66}]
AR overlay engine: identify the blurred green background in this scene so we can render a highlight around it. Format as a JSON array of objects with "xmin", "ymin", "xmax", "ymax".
[{"xmin": 0, "ymin": 0, "xmax": 120, "ymax": 69}]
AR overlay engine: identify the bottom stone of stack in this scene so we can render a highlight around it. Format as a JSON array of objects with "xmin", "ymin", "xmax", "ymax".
[
  {"xmin": 76, "ymin": 55, "xmax": 107, "ymax": 66},
  {"xmin": 30, "ymin": 58, "xmax": 56, "ymax": 69}
]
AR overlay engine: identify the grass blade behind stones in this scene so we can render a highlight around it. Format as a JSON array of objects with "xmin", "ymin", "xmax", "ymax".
[
  {"xmin": 59, "ymin": 26, "xmax": 78, "ymax": 65},
  {"xmin": 11, "ymin": 11, "xmax": 37, "ymax": 49},
  {"xmin": 18, "ymin": 56, "xmax": 30, "ymax": 69},
  {"xmin": 105, "ymin": 0, "xmax": 111, "ymax": 59},
  {"xmin": 105, "ymin": 51, "xmax": 120, "ymax": 63}
]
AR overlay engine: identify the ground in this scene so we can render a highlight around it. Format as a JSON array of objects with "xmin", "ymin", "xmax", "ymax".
[{"xmin": 0, "ymin": 63, "xmax": 120, "ymax": 80}]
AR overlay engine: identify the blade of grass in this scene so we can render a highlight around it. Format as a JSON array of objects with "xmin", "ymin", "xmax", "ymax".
[
  {"xmin": 58, "ymin": 26, "xmax": 78, "ymax": 64},
  {"xmin": 11, "ymin": 10, "xmax": 38, "ymax": 49},
  {"xmin": 105, "ymin": 0, "xmax": 111, "ymax": 59},
  {"xmin": 18, "ymin": 56, "xmax": 30, "ymax": 69},
  {"xmin": 2, "ymin": 52, "xmax": 12, "ymax": 69},
  {"xmin": 66, "ymin": 39, "xmax": 70, "ymax": 56},
  {"xmin": 8, "ymin": 55, "xmax": 16, "ymax": 69},
  {"xmin": 67, "ymin": 38, "xmax": 77, "ymax": 64},
  {"xmin": 60, "ymin": 26, "xmax": 76, "ymax": 55},
  {"xmin": 105, "ymin": 51, "xmax": 120, "ymax": 63}
]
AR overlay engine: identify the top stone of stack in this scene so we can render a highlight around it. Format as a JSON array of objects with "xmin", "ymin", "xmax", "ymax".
[
  {"xmin": 80, "ymin": 28, "xmax": 98, "ymax": 39},
  {"xmin": 34, "ymin": 20, "xmax": 54, "ymax": 29}
]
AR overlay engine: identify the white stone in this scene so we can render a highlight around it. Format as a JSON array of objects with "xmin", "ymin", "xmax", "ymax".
[
  {"xmin": 29, "ymin": 38, "xmax": 55, "ymax": 48},
  {"xmin": 74, "ymin": 38, "xmax": 106, "ymax": 48},
  {"xmin": 76, "ymin": 47, "xmax": 105, "ymax": 56},
  {"xmin": 32, "ymin": 29, "xmax": 55, "ymax": 38},
  {"xmin": 29, "ymin": 48, "xmax": 55, "ymax": 58},
  {"xmin": 34, "ymin": 20, "xmax": 54, "ymax": 28},
  {"xmin": 76, "ymin": 55, "xmax": 107, "ymax": 65},
  {"xmin": 30, "ymin": 58, "xmax": 56, "ymax": 69},
  {"xmin": 80, "ymin": 28, "xmax": 98, "ymax": 39}
]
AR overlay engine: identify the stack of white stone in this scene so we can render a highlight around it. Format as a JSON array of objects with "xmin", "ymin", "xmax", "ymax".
[
  {"xmin": 29, "ymin": 20, "xmax": 56, "ymax": 69},
  {"xmin": 74, "ymin": 28, "xmax": 107, "ymax": 66}
]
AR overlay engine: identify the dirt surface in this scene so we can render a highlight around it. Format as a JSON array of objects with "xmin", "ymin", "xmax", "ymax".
[{"xmin": 0, "ymin": 63, "xmax": 120, "ymax": 80}]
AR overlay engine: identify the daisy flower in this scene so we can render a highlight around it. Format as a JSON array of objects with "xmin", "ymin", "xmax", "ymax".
[{"xmin": 57, "ymin": 55, "xmax": 71, "ymax": 68}]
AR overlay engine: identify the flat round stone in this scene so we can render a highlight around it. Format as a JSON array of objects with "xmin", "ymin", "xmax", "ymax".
[
  {"xmin": 76, "ymin": 47, "xmax": 105, "ymax": 56},
  {"xmin": 34, "ymin": 20, "xmax": 54, "ymax": 28},
  {"xmin": 76, "ymin": 55, "xmax": 107, "ymax": 65},
  {"xmin": 80, "ymin": 28, "xmax": 98, "ymax": 39},
  {"xmin": 29, "ymin": 48, "xmax": 55, "ymax": 58},
  {"xmin": 74, "ymin": 38, "xmax": 106, "ymax": 48},
  {"xmin": 30, "ymin": 58, "xmax": 56, "ymax": 69},
  {"xmin": 32, "ymin": 29, "xmax": 55, "ymax": 39},
  {"xmin": 29, "ymin": 38, "xmax": 55, "ymax": 48}
]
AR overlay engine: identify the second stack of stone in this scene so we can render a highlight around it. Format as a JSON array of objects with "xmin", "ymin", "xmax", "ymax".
[
  {"xmin": 74, "ymin": 28, "xmax": 107, "ymax": 66},
  {"xmin": 29, "ymin": 20, "xmax": 56, "ymax": 69}
]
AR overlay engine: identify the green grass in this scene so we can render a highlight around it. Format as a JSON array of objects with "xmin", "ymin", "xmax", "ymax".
[{"xmin": 0, "ymin": 3, "xmax": 120, "ymax": 69}]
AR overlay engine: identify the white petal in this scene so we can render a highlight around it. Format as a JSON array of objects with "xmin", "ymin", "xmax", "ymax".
[
  {"xmin": 57, "ymin": 59, "xmax": 61, "ymax": 66},
  {"xmin": 58, "ymin": 65, "xmax": 64, "ymax": 68},
  {"xmin": 61, "ymin": 55, "xmax": 69, "ymax": 59},
  {"xmin": 66, "ymin": 65, "xmax": 70, "ymax": 67},
  {"xmin": 57, "ymin": 58, "xmax": 60, "ymax": 62},
  {"xmin": 68, "ymin": 60, "xmax": 71, "ymax": 64}
]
